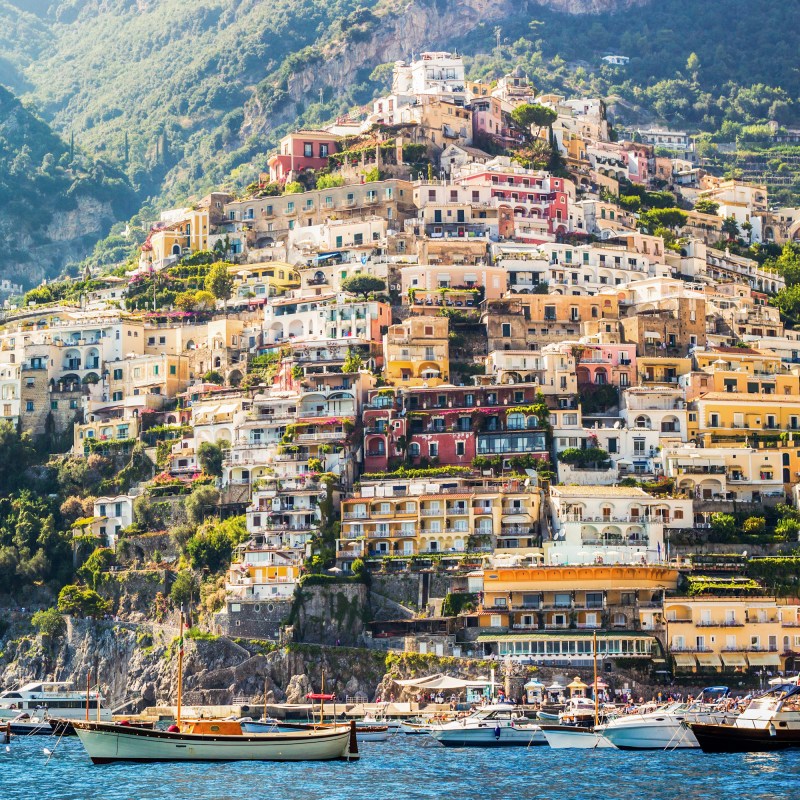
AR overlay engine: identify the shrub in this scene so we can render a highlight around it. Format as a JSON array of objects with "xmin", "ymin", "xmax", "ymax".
[
  {"xmin": 57, "ymin": 585, "xmax": 111, "ymax": 617},
  {"xmin": 31, "ymin": 607, "xmax": 66, "ymax": 639},
  {"xmin": 742, "ymin": 516, "xmax": 766, "ymax": 535},
  {"xmin": 170, "ymin": 570, "xmax": 199, "ymax": 608}
]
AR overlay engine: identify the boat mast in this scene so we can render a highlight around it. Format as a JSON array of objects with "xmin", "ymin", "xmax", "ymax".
[
  {"xmin": 85, "ymin": 671, "xmax": 90, "ymax": 722},
  {"xmin": 97, "ymin": 670, "xmax": 101, "ymax": 722},
  {"xmin": 263, "ymin": 676, "xmax": 268, "ymax": 723},
  {"xmin": 176, "ymin": 612, "xmax": 185, "ymax": 728},
  {"xmin": 593, "ymin": 630, "xmax": 599, "ymax": 729},
  {"xmin": 320, "ymin": 671, "xmax": 325, "ymax": 726}
]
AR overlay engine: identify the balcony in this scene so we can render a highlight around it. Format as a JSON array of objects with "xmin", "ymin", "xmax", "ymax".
[
  {"xmin": 696, "ymin": 620, "xmax": 744, "ymax": 627},
  {"xmin": 420, "ymin": 508, "xmax": 445, "ymax": 517}
]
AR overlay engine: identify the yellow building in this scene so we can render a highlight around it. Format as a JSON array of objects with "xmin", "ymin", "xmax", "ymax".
[
  {"xmin": 383, "ymin": 316, "xmax": 449, "ymax": 387},
  {"xmin": 230, "ymin": 261, "xmax": 300, "ymax": 300},
  {"xmin": 141, "ymin": 207, "xmax": 211, "ymax": 267},
  {"xmin": 74, "ymin": 415, "xmax": 139, "ymax": 456},
  {"xmin": 106, "ymin": 353, "xmax": 191, "ymax": 402},
  {"xmin": 637, "ymin": 356, "xmax": 692, "ymax": 387},
  {"xmin": 664, "ymin": 596, "xmax": 800, "ymax": 673},
  {"xmin": 695, "ymin": 392, "xmax": 800, "ymax": 435},
  {"xmin": 476, "ymin": 564, "xmax": 678, "ymax": 663},
  {"xmin": 338, "ymin": 479, "xmax": 540, "ymax": 560}
]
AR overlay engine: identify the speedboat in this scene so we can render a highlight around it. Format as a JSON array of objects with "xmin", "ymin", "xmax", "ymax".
[
  {"xmin": 399, "ymin": 720, "xmax": 432, "ymax": 735},
  {"xmin": 427, "ymin": 704, "xmax": 545, "ymax": 747},
  {"xmin": 0, "ymin": 681, "xmax": 111, "ymax": 721},
  {"xmin": 6, "ymin": 712, "xmax": 53, "ymax": 736},
  {"xmin": 73, "ymin": 718, "xmax": 359, "ymax": 763},
  {"xmin": 601, "ymin": 687, "xmax": 734, "ymax": 750},
  {"xmin": 690, "ymin": 682, "xmax": 800, "ymax": 752},
  {"xmin": 539, "ymin": 724, "xmax": 615, "ymax": 749}
]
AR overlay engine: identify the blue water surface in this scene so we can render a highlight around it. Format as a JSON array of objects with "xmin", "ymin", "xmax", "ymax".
[{"xmin": 1, "ymin": 734, "xmax": 798, "ymax": 800}]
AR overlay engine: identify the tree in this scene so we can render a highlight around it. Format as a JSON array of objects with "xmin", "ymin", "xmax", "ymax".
[
  {"xmin": 315, "ymin": 173, "xmax": 344, "ymax": 190},
  {"xmin": 170, "ymin": 569, "xmax": 199, "ymax": 609},
  {"xmin": 341, "ymin": 349, "xmax": 363, "ymax": 373},
  {"xmin": 197, "ymin": 441, "xmax": 224, "ymax": 477},
  {"xmin": 78, "ymin": 547, "xmax": 114, "ymax": 590},
  {"xmin": 742, "ymin": 516, "xmax": 766, "ymax": 535},
  {"xmin": 204, "ymin": 262, "xmax": 234, "ymax": 311},
  {"xmin": 640, "ymin": 208, "xmax": 688, "ymax": 232},
  {"xmin": 721, "ymin": 216, "xmax": 740, "ymax": 240},
  {"xmin": 284, "ymin": 181, "xmax": 304, "ymax": 194},
  {"xmin": 31, "ymin": 607, "xmax": 66, "ymax": 639},
  {"xmin": 57, "ymin": 584, "xmax": 111, "ymax": 617},
  {"xmin": 767, "ymin": 244, "xmax": 800, "ymax": 286},
  {"xmin": 185, "ymin": 515, "xmax": 246, "ymax": 572},
  {"xmin": 193, "ymin": 290, "xmax": 216, "ymax": 311},
  {"xmin": 174, "ymin": 290, "xmax": 197, "ymax": 311},
  {"xmin": 773, "ymin": 284, "xmax": 800, "ymax": 319},
  {"xmin": 202, "ymin": 370, "xmax": 224, "ymax": 385},
  {"xmin": 185, "ymin": 484, "xmax": 220, "ymax": 527},
  {"xmin": 511, "ymin": 103, "xmax": 557, "ymax": 137},
  {"xmin": 694, "ymin": 198, "xmax": 719, "ymax": 216},
  {"xmin": 710, "ymin": 512, "xmax": 737, "ymax": 541},
  {"xmin": 0, "ymin": 422, "xmax": 35, "ymax": 495},
  {"xmin": 686, "ymin": 52, "xmax": 701, "ymax": 81},
  {"xmin": 340, "ymin": 274, "xmax": 385, "ymax": 297}
]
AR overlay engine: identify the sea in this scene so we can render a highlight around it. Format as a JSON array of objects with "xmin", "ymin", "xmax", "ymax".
[{"xmin": 1, "ymin": 734, "xmax": 798, "ymax": 800}]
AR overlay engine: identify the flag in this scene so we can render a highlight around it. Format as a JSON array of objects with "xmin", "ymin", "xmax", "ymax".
[{"xmin": 657, "ymin": 542, "xmax": 662, "ymax": 561}]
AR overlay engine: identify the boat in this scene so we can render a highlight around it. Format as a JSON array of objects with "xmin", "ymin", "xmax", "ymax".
[
  {"xmin": 538, "ymin": 631, "xmax": 615, "ymax": 749},
  {"xmin": 427, "ymin": 704, "xmax": 545, "ymax": 747},
  {"xmin": 240, "ymin": 718, "xmax": 390, "ymax": 742},
  {"xmin": 601, "ymin": 687, "xmax": 734, "ymax": 750},
  {"xmin": 690, "ymin": 682, "xmax": 800, "ymax": 753},
  {"xmin": 73, "ymin": 718, "xmax": 359, "ymax": 763},
  {"xmin": 539, "ymin": 724, "xmax": 615, "ymax": 749},
  {"xmin": 0, "ymin": 680, "xmax": 111, "ymax": 722},
  {"xmin": 6, "ymin": 713, "xmax": 53, "ymax": 736},
  {"xmin": 399, "ymin": 720, "xmax": 432, "ymax": 735}
]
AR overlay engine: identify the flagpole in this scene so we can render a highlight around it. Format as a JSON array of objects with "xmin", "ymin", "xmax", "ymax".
[{"xmin": 176, "ymin": 611, "xmax": 185, "ymax": 728}]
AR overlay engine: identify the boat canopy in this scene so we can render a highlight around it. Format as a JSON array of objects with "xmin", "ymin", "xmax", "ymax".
[{"xmin": 305, "ymin": 693, "xmax": 335, "ymax": 701}]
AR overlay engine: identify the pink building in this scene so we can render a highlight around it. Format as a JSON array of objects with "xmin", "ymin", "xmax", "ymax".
[
  {"xmin": 575, "ymin": 343, "xmax": 637, "ymax": 388},
  {"xmin": 268, "ymin": 131, "xmax": 341, "ymax": 184},
  {"xmin": 471, "ymin": 97, "xmax": 505, "ymax": 141}
]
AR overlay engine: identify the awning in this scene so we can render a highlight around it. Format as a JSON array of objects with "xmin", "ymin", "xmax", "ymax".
[
  {"xmin": 696, "ymin": 653, "xmax": 722, "ymax": 668},
  {"xmin": 314, "ymin": 251, "xmax": 341, "ymax": 261},
  {"xmin": 673, "ymin": 653, "xmax": 697, "ymax": 668},
  {"xmin": 721, "ymin": 653, "xmax": 747, "ymax": 668},
  {"xmin": 747, "ymin": 652, "xmax": 781, "ymax": 667},
  {"xmin": 393, "ymin": 674, "xmax": 488, "ymax": 690}
]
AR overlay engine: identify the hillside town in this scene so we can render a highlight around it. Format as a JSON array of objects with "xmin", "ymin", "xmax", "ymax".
[{"xmin": 7, "ymin": 52, "xmax": 800, "ymax": 687}]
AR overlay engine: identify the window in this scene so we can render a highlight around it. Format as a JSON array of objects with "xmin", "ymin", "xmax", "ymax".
[
  {"xmin": 50, "ymin": 400, "xmax": 58, "ymax": 410},
  {"xmin": 501, "ymin": 323, "xmax": 511, "ymax": 338},
  {"xmin": 456, "ymin": 441, "xmax": 465, "ymax": 456},
  {"xmin": 25, "ymin": 400, "xmax": 33, "ymax": 412},
  {"xmin": 303, "ymin": 142, "xmax": 313, "ymax": 157},
  {"xmin": 113, "ymin": 368, "xmax": 123, "ymax": 380},
  {"xmin": 287, "ymin": 201, "xmax": 295, "ymax": 213},
  {"xmin": 319, "ymin": 143, "xmax": 329, "ymax": 158},
  {"xmin": 170, "ymin": 365, "xmax": 177, "ymax": 376},
  {"xmin": 429, "ymin": 442, "xmax": 438, "ymax": 457}
]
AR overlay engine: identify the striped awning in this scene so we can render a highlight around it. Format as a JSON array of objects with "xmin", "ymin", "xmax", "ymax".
[
  {"xmin": 720, "ymin": 653, "xmax": 747, "ymax": 668},
  {"xmin": 696, "ymin": 653, "xmax": 722, "ymax": 668},
  {"xmin": 747, "ymin": 652, "xmax": 781, "ymax": 667}
]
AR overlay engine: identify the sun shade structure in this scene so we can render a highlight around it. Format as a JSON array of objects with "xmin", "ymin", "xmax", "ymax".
[{"xmin": 393, "ymin": 675, "xmax": 489, "ymax": 690}]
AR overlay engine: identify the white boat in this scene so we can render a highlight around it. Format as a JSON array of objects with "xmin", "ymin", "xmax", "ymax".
[
  {"xmin": 540, "ymin": 724, "xmax": 615, "ymax": 749},
  {"xmin": 0, "ymin": 681, "xmax": 111, "ymax": 722},
  {"xmin": 399, "ymin": 720, "xmax": 432, "ymax": 735},
  {"xmin": 600, "ymin": 687, "xmax": 734, "ymax": 750},
  {"xmin": 428, "ymin": 704, "xmax": 545, "ymax": 747},
  {"xmin": 240, "ymin": 717, "xmax": 390, "ymax": 742},
  {"xmin": 73, "ymin": 719, "xmax": 358, "ymax": 763}
]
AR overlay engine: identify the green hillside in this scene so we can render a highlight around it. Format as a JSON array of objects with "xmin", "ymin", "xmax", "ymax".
[
  {"xmin": 0, "ymin": 0, "xmax": 796, "ymax": 280},
  {"xmin": 0, "ymin": 84, "xmax": 135, "ymax": 286}
]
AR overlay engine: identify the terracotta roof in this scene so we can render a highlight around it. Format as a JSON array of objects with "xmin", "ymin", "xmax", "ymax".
[{"xmin": 550, "ymin": 485, "xmax": 652, "ymax": 498}]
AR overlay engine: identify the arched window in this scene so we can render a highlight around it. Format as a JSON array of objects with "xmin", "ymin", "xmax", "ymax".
[{"xmin": 408, "ymin": 442, "xmax": 420, "ymax": 457}]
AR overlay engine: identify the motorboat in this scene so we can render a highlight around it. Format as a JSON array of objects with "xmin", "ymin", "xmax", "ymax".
[
  {"xmin": 539, "ymin": 724, "xmax": 615, "ymax": 749},
  {"xmin": 6, "ymin": 712, "xmax": 53, "ymax": 736},
  {"xmin": 690, "ymin": 682, "xmax": 800, "ymax": 752},
  {"xmin": 73, "ymin": 718, "xmax": 359, "ymax": 763},
  {"xmin": 601, "ymin": 687, "xmax": 734, "ymax": 750},
  {"xmin": 427, "ymin": 704, "xmax": 545, "ymax": 747},
  {"xmin": 0, "ymin": 681, "xmax": 111, "ymax": 722},
  {"xmin": 399, "ymin": 720, "xmax": 432, "ymax": 735}
]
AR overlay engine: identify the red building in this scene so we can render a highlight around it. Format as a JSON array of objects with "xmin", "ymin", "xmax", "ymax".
[
  {"xmin": 268, "ymin": 131, "xmax": 341, "ymax": 184},
  {"xmin": 361, "ymin": 384, "xmax": 550, "ymax": 472}
]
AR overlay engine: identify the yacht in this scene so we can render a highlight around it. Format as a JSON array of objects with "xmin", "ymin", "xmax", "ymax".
[
  {"xmin": 427, "ymin": 704, "xmax": 545, "ymax": 747},
  {"xmin": 690, "ymin": 682, "xmax": 800, "ymax": 752},
  {"xmin": 600, "ymin": 687, "xmax": 733, "ymax": 750},
  {"xmin": 0, "ymin": 681, "xmax": 112, "ymax": 722}
]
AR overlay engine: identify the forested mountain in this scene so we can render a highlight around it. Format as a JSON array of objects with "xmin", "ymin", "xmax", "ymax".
[
  {"xmin": 0, "ymin": 84, "xmax": 135, "ymax": 286},
  {"xmin": 0, "ymin": 0, "xmax": 796, "ymax": 280}
]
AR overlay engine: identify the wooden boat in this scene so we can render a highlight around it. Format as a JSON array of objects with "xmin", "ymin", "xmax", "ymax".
[
  {"xmin": 73, "ymin": 718, "xmax": 359, "ymax": 763},
  {"xmin": 241, "ymin": 718, "xmax": 390, "ymax": 742},
  {"xmin": 49, "ymin": 718, "xmax": 155, "ymax": 736},
  {"xmin": 690, "ymin": 682, "xmax": 800, "ymax": 753},
  {"xmin": 539, "ymin": 631, "xmax": 615, "ymax": 750}
]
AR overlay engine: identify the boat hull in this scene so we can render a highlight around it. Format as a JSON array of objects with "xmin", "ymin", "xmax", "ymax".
[
  {"xmin": 540, "ymin": 725, "xmax": 615, "ymax": 749},
  {"xmin": 690, "ymin": 722, "xmax": 800, "ymax": 753},
  {"xmin": 74, "ymin": 721, "xmax": 357, "ymax": 763},
  {"xmin": 430, "ymin": 725, "xmax": 545, "ymax": 747},
  {"xmin": 603, "ymin": 721, "xmax": 699, "ymax": 750}
]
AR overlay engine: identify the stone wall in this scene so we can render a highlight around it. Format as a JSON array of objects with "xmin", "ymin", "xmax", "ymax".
[{"xmin": 212, "ymin": 599, "xmax": 293, "ymax": 640}]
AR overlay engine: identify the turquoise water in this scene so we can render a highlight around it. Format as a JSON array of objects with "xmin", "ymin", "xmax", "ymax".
[{"xmin": 1, "ymin": 735, "xmax": 798, "ymax": 800}]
